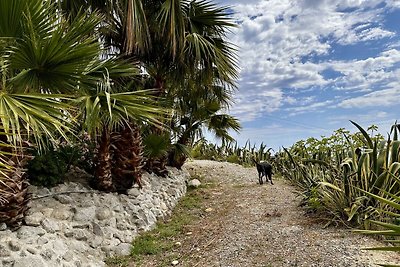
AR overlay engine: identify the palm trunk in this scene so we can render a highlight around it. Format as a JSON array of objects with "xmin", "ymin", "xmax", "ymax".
[
  {"xmin": 0, "ymin": 133, "xmax": 31, "ymax": 229},
  {"xmin": 0, "ymin": 166, "xmax": 30, "ymax": 229},
  {"xmin": 111, "ymin": 123, "xmax": 143, "ymax": 192},
  {"xmin": 94, "ymin": 126, "xmax": 113, "ymax": 192}
]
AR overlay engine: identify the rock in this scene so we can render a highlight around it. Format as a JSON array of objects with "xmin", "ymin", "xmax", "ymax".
[
  {"xmin": 116, "ymin": 221, "xmax": 129, "ymax": 231},
  {"xmin": 9, "ymin": 240, "xmax": 21, "ymax": 251},
  {"xmin": 205, "ymin": 208, "xmax": 213, "ymax": 213},
  {"xmin": 73, "ymin": 206, "xmax": 96, "ymax": 222},
  {"xmin": 2, "ymin": 258, "xmax": 14, "ymax": 267},
  {"xmin": 72, "ymin": 222, "xmax": 91, "ymax": 229},
  {"xmin": 171, "ymin": 260, "xmax": 179, "ymax": 266},
  {"xmin": 41, "ymin": 218, "xmax": 60, "ymax": 233},
  {"xmin": 19, "ymin": 250, "xmax": 27, "ymax": 257},
  {"xmin": 74, "ymin": 229, "xmax": 88, "ymax": 241},
  {"xmin": 41, "ymin": 208, "xmax": 54, "ymax": 217},
  {"xmin": 26, "ymin": 247, "xmax": 38, "ymax": 255},
  {"xmin": 88, "ymin": 236, "xmax": 103, "ymax": 249},
  {"xmin": 52, "ymin": 239, "xmax": 68, "ymax": 256},
  {"xmin": 40, "ymin": 249, "xmax": 54, "ymax": 260},
  {"xmin": 80, "ymin": 199, "xmax": 96, "ymax": 208},
  {"xmin": 0, "ymin": 244, "xmax": 11, "ymax": 257},
  {"xmin": 188, "ymin": 179, "xmax": 201, "ymax": 188},
  {"xmin": 112, "ymin": 204, "xmax": 123, "ymax": 212},
  {"xmin": 114, "ymin": 230, "xmax": 136, "ymax": 243},
  {"xmin": 160, "ymin": 202, "xmax": 168, "ymax": 211},
  {"xmin": 37, "ymin": 236, "xmax": 49, "ymax": 245},
  {"xmin": 54, "ymin": 195, "xmax": 74, "ymax": 204},
  {"xmin": 113, "ymin": 243, "xmax": 131, "ymax": 256},
  {"xmin": 52, "ymin": 207, "xmax": 73, "ymax": 220},
  {"xmin": 0, "ymin": 167, "xmax": 190, "ymax": 267},
  {"xmin": 0, "ymin": 223, "xmax": 7, "ymax": 231},
  {"xmin": 92, "ymin": 222, "xmax": 104, "ymax": 236},
  {"xmin": 104, "ymin": 217, "xmax": 117, "ymax": 228},
  {"xmin": 96, "ymin": 208, "xmax": 112, "ymax": 220},
  {"xmin": 13, "ymin": 256, "xmax": 48, "ymax": 267},
  {"xmin": 37, "ymin": 187, "xmax": 50, "ymax": 196},
  {"xmin": 24, "ymin": 212, "xmax": 44, "ymax": 226},
  {"xmin": 174, "ymin": 241, "xmax": 182, "ymax": 246},
  {"xmin": 63, "ymin": 250, "xmax": 74, "ymax": 262},
  {"xmin": 17, "ymin": 226, "xmax": 46, "ymax": 239},
  {"xmin": 27, "ymin": 185, "xmax": 38, "ymax": 195},
  {"xmin": 64, "ymin": 230, "xmax": 74, "ymax": 238}
]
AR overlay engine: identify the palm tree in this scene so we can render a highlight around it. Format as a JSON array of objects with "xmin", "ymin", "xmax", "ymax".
[
  {"xmin": 0, "ymin": 0, "xmax": 163, "ymax": 226},
  {"xmin": 75, "ymin": 87, "xmax": 164, "ymax": 192},
  {"xmin": 55, "ymin": 0, "xmax": 239, "ymax": 173},
  {"xmin": 168, "ymin": 70, "xmax": 241, "ymax": 168}
]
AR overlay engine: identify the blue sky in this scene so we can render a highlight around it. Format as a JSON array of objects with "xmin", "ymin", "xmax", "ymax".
[{"xmin": 212, "ymin": 0, "xmax": 400, "ymax": 151}]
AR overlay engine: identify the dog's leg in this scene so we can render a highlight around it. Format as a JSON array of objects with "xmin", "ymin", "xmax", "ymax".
[
  {"xmin": 259, "ymin": 172, "xmax": 263, "ymax": 185},
  {"xmin": 269, "ymin": 173, "xmax": 273, "ymax": 185}
]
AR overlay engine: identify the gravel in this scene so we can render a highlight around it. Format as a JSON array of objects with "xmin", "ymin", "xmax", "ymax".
[{"xmin": 178, "ymin": 160, "xmax": 400, "ymax": 267}]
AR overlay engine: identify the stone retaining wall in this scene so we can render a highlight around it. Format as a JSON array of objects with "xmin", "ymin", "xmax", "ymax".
[{"xmin": 0, "ymin": 167, "xmax": 190, "ymax": 267}]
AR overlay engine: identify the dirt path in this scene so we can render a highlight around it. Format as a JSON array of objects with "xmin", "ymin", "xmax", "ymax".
[{"xmin": 141, "ymin": 160, "xmax": 400, "ymax": 267}]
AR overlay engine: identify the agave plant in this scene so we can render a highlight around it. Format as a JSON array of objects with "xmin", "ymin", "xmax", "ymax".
[
  {"xmin": 276, "ymin": 121, "xmax": 400, "ymax": 227},
  {"xmin": 355, "ymin": 187, "xmax": 400, "ymax": 267}
]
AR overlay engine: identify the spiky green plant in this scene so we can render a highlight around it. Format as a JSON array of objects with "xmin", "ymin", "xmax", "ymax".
[{"xmin": 277, "ymin": 121, "xmax": 400, "ymax": 227}]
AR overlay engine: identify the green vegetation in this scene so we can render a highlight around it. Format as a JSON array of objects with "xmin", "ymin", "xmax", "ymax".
[
  {"xmin": 106, "ymin": 180, "xmax": 212, "ymax": 267},
  {"xmin": 191, "ymin": 138, "xmax": 274, "ymax": 166},
  {"xmin": 192, "ymin": 121, "xmax": 400, "ymax": 265},
  {"xmin": 27, "ymin": 148, "xmax": 68, "ymax": 187},
  {"xmin": 0, "ymin": 0, "xmax": 399, "ymax": 265},
  {"xmin": 0, "ymin": 0, "xmax": 239, "ymax": 227},
  {"xmin": 276, "ymin": 121, "xmax": 400, "ymax": 228}
]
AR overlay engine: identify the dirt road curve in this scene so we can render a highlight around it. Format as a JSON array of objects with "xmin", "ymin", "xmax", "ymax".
[{"xmin": 137, "ymin": 160, "xmax": 400, "ymax": 267}]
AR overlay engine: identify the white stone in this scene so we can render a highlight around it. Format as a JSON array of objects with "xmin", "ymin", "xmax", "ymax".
[
  {"xmin": 171, "ymin": 260, "xmax": 179, "ymax": 266},
  {"xmin": 24, "ymin": 212, "xmax": 44, "ymax": 226},
  {"xmin": 8, "ymin": 240, "xmax": 21, "ymax": 251},
  {"xmin": 0, "ymin": 223, "xmax": 7, "ymax": 231},
  {"xmin": 96, "ymin": 208, "xmax": 112, "ymax": 220},
  {"xmin": 73, "ymin": 206, "xmax": 96, "ymax": 222},
  {"xmin": 13, "ymin": 256, "xmax": 48, "ymax": 267},
  {"xmin": 113, "ymin": 243, "xmax": 131, "ymax": 256},
  {"xmin": 41, "ymin": 208, "xmax": 54, "ymax": 217},
  {"xmin": 0, "ymin": 244, "xmax": 11, "ymax": 257},
  {"xmin": 188, "ymin": 179, "xmax": 201, "ymax": 188},
  {"xmin": 0, "ymin": 167, "xmax": 189, "ymax": 267},
  {"xmin": 41, "ymin": 218, "xmax": 60, "ymax": 233},
  {"xmin": 54, "ymin": 195, "xmax": 74, "ymax": 204},
  {"xmin": 52, "ymin": 208, "xmax": 73, "ymax": 220},
  {"xmin": 16, "ymin": 226, "xmax": 44, "ymax": 240}
]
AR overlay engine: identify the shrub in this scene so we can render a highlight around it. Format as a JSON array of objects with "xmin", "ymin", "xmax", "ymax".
[
  {"xmin": 27, "ymin": 149, "xmax": 68, "ymax": 187},
  {"xmin": 226, "ymin": 154, "xmax": 240, "ymax": 164}
]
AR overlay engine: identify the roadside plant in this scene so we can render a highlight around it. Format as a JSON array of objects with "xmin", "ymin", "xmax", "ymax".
[{"xmin": 277, "ymin": 121, "xmax": 400, "ymax": 227}]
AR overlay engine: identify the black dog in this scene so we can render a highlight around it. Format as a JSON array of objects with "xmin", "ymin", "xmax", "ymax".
[{"xmin": 253, "ymin": 159, "xmax": 273, "ymax": 185}]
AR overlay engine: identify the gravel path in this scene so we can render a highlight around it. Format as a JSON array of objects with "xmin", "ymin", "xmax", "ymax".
[{"xmin": 178, "ymin": 160, "xmax": 400, "ymax": 267}]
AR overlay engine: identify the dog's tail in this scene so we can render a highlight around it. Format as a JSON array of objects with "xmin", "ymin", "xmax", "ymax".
[{"xmin": 252, "ymin": 158, "xmax": 258, "ymax": 165}]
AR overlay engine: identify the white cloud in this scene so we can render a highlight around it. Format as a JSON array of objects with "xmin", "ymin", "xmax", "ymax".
[
  {"xmin": 328, "ymin": 111, "xmax": 388, "ymax": 124},
  {"xmin": 224, "ymin": 0, "xmax": 400, "ymax": 122},
  {"xmin": 286, "ymin": 100, "xmax": 335, "ymax": 116},
  {"xmin": 339, "ymin": 87, "xmax": 400, "ymax": 108}
]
